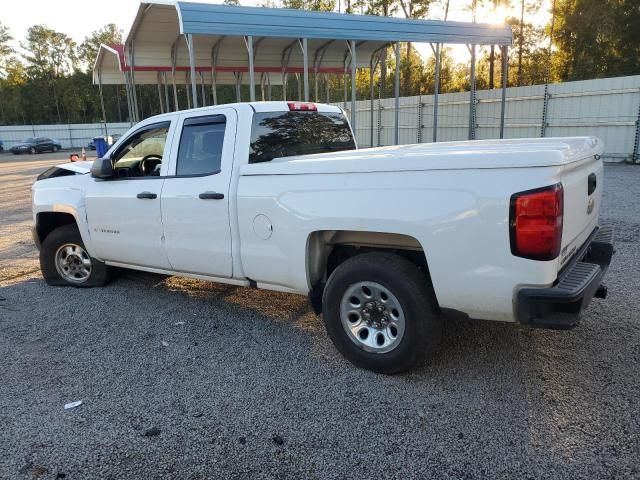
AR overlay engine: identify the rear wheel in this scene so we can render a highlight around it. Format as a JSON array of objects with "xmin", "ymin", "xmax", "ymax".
[
  {"xmin": 40, "ymin": 224, "xmax": 111, "ymax": 287},
  {"xmin": 322, "ymin": 252, "xmax": 440, "ymax": 374},
  {"xmin": 52, "ymin": 145, "xmax": 58, "ymax": 153}
]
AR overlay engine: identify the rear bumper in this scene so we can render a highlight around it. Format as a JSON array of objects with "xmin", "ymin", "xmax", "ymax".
[{"xmin": 516, "ymin": 225, "xmax": 614, "ymax": 329}]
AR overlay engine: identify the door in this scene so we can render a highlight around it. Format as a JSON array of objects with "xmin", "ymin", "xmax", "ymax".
[
  {"xmin": 37, "ymin": 138, "xmax": 52, "ymax": 152},
  {"xmin": 85, "ymin": 121, "xmax": 174, "ymax": 269},
  {"xmin": 160, "ymin": 109, "xmax": 236, "ymax": 277}
]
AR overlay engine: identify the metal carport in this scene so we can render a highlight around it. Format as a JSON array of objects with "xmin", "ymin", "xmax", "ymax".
[{"xmin": 94, "ymin": 1, "xmax": 512, "ymax": 144}]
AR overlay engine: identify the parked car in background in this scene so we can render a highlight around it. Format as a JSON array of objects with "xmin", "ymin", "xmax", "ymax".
[
  {"xmin": 88, "ymin": 134, "xmax": 120, "ymax": 151},
  {"xmin": 10, "ymin": 137, "xmax": 60, "ymax": 154},
  {"xmin": 0, "ymin": 140, "xmax": 4, "ymax": 152}
]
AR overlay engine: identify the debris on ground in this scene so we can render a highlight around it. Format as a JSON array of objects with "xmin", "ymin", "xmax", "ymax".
[{"xmin": 143, "ymin": 427, "xmax": 161, "ymax": 437}]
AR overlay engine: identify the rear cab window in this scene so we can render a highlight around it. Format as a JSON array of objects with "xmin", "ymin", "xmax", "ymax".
[{"xmin": 249, "ymin": 110, "xmax": 355, "ymax": 164}]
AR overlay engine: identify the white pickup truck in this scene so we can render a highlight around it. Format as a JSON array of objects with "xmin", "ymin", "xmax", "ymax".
[{"xmin": 32, "ymin": 101, "xmax": 614, "ymax": 373}]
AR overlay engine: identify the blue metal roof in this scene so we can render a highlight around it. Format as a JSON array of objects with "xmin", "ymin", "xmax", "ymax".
[{"xmin": 173, "ymin": 2, "xmax": 512, "ymax": 46}]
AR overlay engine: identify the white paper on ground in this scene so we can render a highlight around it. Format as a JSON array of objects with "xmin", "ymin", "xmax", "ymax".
[{"xmin": 64, "ymin": 400, "xmax": 82, "ymax": 410}]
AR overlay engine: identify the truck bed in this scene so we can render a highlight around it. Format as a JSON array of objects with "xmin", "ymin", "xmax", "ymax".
[{"xmin": 240, "ymin": 137, "xmax": 603, "ymax": 175}]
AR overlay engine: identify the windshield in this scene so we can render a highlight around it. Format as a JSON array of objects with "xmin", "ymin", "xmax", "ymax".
[
  {"xmin": 24, "ymin": 138, "xmax": 36, "ymax": 143},
  {"xmin": 249, "ymin": 110, "xmax": 355, "ymax": 164}
]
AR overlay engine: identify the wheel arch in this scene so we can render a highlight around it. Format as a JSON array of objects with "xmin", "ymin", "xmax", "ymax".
[
  {"xmin": 35, "ymin": 211, "xmax": 79, "ymax": 248},
  {"xmin": 306, "ymin": 230, "xmax": 439, "ymax": 314}
]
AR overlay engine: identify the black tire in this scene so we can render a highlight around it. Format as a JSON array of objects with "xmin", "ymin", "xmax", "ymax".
[
  {"xmin": 52, "ymin": 145, "xmax": 58, "ymax": 153},
  {"xmin": 322, "ymin": 252, "xmax": 440, "ymax": 374},
  {"xmin": 40, "ymin": 224, "xmax": 111, "ymax": 287},
  {"xmin": 29, "ymin": 147, "xmax": 36, "ymax": 154}
]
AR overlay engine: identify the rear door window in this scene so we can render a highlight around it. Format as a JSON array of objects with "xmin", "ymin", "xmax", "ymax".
[
  {"xmin": 249, "ymin": 110, "xmax": 355, "ymax": 164},
  {"xmin": 176, "ymin": 115, "xmax": 226, "ymax": 176}
]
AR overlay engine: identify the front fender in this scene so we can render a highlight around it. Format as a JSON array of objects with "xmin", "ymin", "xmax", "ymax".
[{"xmin": 32, "ymin": 176, "xmax": 96, "ymax": 258}]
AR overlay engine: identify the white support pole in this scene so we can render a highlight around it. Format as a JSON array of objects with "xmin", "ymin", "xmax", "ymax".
[
  {"xmin": 127, "ymin": 43, "xmax": 139, "ymax": 122},
  {"xmin": 369, "ymin": 55, "xmax": 376, "ymax": 148},
  {"xmin": 301, "ymin": 38, "xmax": 309, "ymax": 102},
  {"xmin": 200, "ymin": 72, "xmax": 206, "ymax": 107},
  {"xmin": 500, "ymin": 46, "xmax": 509, "ymax": 139},
  {"xmin": 163, "ymin": 73, "xmax": 170, "ymax": 111},
  {"xmin": 430, "ymin": 43, "xmax": 441, "ymax": 143},
  {"xmin": 468, "ymin": 44, "xmax": 477, "ymax": 140},
  {"xmin": 211, "ymin": 38, "xmax": 224, "ymax": 106},
  {"xmin": 314, "ymin": 63, "xmax": 319, "ymax": 102},
  {"xmin": 157, "ymin": 72, "xmax": 164, "ymax": 113},
  {"xmin": 124, "ymin": 71, "xmax": 134, "ymax": 124},
  {"xmin": 343, "ymin": 70, "xmax": 347, "ymax": 110},
  {"xmin": 185, "ymin": 71, "xmax": 192, "ymax": 109},
  {"xmin": 186, "ymin": 34, "xmax": 198, "ymax": 108},
  {"xmin": 98, "ymin": 71, "xmax": 108, "ymax": 135},
  {"xmin": 172, "ymin": 71, "xmax": 179, "ymax": 110},
  {"xmin": 235, "ymin": 72, "xmax": 242, "ymax": 102},
  {"xmin": 171, "ymin": 40, "xmax": 179, "ymax": 110},
  {"xmin": 350, "ymin": 40, "xmax": 357, "ymax": 136},
  {"xmin": 312, "ymin": 40, "xmax": 333, "ymax": 103},
  {"xmin": 326, "ymin": 73, "xmax": 330, "ymax": 103},
  {"xmin": 281, "ymin": 41, "xmax": 296, "ymax": 102},
  {"xmin": 246, "ymin": 35, "xmax": 256, "ymax": 102},
  {"xmin": 394, "ymin": 41, "xmax": 400, "ymax": 145}
]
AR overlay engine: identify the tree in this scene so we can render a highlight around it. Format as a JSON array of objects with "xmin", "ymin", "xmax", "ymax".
[
  {"xmin": 79, "ymin": 24, "xmax": 124, "ymax": 72},
  {"xmin": 0, "ymin": 21, "xmax": 14, "ymax": 81},
  {"xmin": 21, "ymin": 25, "xmax": 78, "ymax": 123},
  {"xmin": 552, "ymin": 0, "xmax": 640, "ymax": 81},
  {"xmin": 515, "ymin": 0, "xmax": 542, "ymax": 85},
  {"xmin": 475, "ymin": 0, "xmax": 511, "ymax": 88},
  {"xmin": 21, "ymin": 25, "xmax": 77, "ymax": 79},
  {"xmin": 398, "ymin": 0, "xmax": 436, "ymax": 95},
  {"xmin": 354, "ymin": 0, "xmax": 397, "ymax": 96},
  {"xmin": 0, "ymin": 22, "xmax": 12, "ymax": 60}
]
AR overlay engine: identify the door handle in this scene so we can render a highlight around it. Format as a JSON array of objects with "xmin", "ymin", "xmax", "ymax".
[
  {"xmin": 199, "ymin": 191, "xmax": 224, "ymax": 200},
  {"xmin": 136, "ymin": 191, "xmax": 157, "ymax": 199}
]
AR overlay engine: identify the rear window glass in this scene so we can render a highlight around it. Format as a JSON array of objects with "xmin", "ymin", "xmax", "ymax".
[{"xmin": 249, "ymin": 110, "xmax": 355, "ymax": 164}]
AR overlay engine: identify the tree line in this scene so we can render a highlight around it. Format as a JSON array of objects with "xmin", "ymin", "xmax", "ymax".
[{"xmin": 1, "ymin": 0, "xmax": 639, "ymax": 126}]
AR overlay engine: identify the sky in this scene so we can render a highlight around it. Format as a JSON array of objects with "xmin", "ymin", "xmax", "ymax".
[{"xmin": 4, "ymin": 0, "xmax": 552, "ymax": 63}]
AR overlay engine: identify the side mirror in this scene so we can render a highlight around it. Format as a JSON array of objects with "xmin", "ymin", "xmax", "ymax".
[{"xmin": 90, "ymin": 157, "xmax": 114, "ymax": 179}]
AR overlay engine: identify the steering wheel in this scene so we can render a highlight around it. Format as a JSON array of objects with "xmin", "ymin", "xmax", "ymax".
[{"xmin": 140, "ymin": 154, "xmax": 162, "ymax": 176}]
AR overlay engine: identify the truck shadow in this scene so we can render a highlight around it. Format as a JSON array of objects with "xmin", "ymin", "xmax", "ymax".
[{"xmin": 118, "ymin": 268, "xmax": 534, "ymax": 370}]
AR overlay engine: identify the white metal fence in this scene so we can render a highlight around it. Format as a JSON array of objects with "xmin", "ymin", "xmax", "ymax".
[
  {"xmin": 2, "ymin": 75, "xmax": 639, "ymax": 161},
  {"xmin": 338, "ymin": 75, "xmax": 640, "ymax": 162},
  {"xmin": 0, "ymin": 123, "xmax": 131, "ymax": 151}
]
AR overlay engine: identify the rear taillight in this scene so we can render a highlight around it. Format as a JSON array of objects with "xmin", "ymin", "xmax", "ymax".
[
  {"xmin": 509, "ymin": 183, "xmax": 563, "ymax": 261},
  {"xmin": 287, "ymin": 102, "xmax": 317, "ymax": 111}
]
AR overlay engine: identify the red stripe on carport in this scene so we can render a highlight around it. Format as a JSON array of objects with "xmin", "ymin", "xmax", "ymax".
[{"xmin": 122, "ymin": 65, "xmax": 348, "ymax": 74}]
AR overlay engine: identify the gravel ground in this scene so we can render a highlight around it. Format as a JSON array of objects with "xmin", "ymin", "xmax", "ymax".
[{"xmin": 0, "ymin": 154, "xmax": 639, "ymax": 479}]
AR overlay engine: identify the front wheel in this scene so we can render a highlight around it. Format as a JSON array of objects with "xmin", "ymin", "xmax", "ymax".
[
  {"xmin": 29, "ymin": 147, "xmax": 36, "ymax": 154},
  {"xmin": 40, "ymin": 224, "xmax": 111, "ymax": 287},
  {"xmin": 52, "ymin": 145, "xmax": 58, "ymax": 153},
  {"xmin": 322, "ymin": 252, "xmax": 441, "ymax": 374}
]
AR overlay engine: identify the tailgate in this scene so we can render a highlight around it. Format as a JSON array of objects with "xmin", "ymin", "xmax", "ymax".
[{"xmin": 557, "ymin": 154, "xmax": 603, "ymax": 269}]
